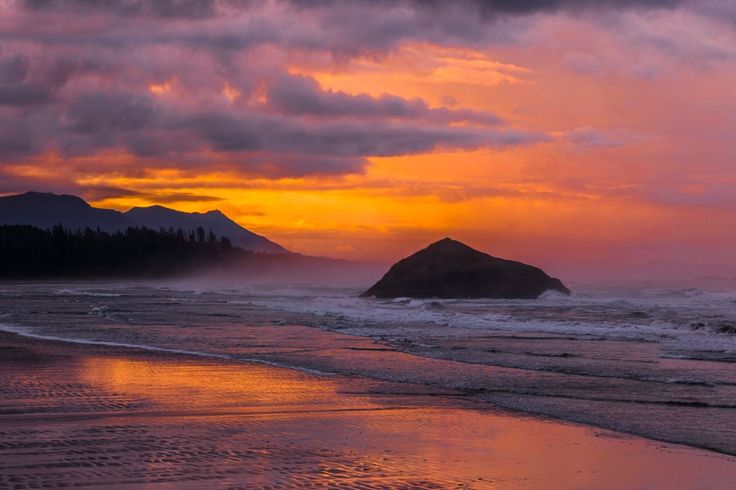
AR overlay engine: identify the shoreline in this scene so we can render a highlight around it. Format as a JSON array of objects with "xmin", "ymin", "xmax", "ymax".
[{"xmin": 1, "ymin": 331, "xmax": 735, "ymax": 488}]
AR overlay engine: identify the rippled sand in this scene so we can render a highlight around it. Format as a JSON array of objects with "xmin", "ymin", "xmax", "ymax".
[{"xmin": 1, "ymin": 332, "xmax": 735, "ymax": 489}]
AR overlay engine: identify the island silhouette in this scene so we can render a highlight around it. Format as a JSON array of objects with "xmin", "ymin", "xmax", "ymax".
[{"xmin": 363, "ymin": 237, "xmax": 570, "ymax": 299}]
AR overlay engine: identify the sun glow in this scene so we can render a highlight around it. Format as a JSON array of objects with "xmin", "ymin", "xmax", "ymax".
[
  {"xmin": 223, "ymin": 83, "xmax": 241, "ymax": 102},
  {"xmin": 148, "ymin": 81, "xmax": 173, "ymax": 95}
]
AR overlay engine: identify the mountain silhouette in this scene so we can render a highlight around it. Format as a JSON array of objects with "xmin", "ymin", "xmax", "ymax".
[
  {"xmin": 0, "ymin": 192, "xmax": 135, "ymax": 232},
  {"xmin": 125, "ymin": 205, "xmax": 287, "ymax": 254},
  {"xmin": 0, "ymin": 192, "xmax": 288, "ymax": 254}
]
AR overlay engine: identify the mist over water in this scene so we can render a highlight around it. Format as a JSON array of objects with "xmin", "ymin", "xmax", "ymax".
[{"xmin": 1, "ymin": 279, "xmax": 735, "ymax": 453}]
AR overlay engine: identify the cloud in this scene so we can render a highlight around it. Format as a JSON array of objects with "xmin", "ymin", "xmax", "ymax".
[
  {"xmin": 266, "ymin": 73, "xmax": 503, "ymax": 125},
  {"xmin": 0, "ymin": 4, "xmax": 550, "ymax": 178},
  {"xmin": 0, "ymin": 0, "xmax": 722, "ymax": 181},
  {"xmin": 0, "ymin": 52, "xmax": 114, "ymax": 107},
  {"xmin": 281, "ymin": 1, "xmax": 684, "ymax": 16},
  {"xmin": 22, "ymin": 0, "xmax": 219, "ymax": 18},
  {"xmin": 74, "ymin": 185, "xmax": 143, "ymax": 201},
  {"xmin": 67, "ymin": 91, "xmax": 153, "ymax": 134},
  {"xmin": 10, "ymin": 0, "xmax": 688, "ymax": 57},
  {"xmin": 133, "ymin": 192, "xmax": 226, "ymax": 204},
  {"xmin": 0, "ymin": 117, "xmax": 37, "ymax": 155},
  {"xmin": 179, "ymin": 110, "xmax": 546, "ymax": 172},
  {"xmin": 0, "ymin": 78, "xmax": 547, "ymax": 176},
  {"xmin": 0, "ymin": 56, "xmax": 54, "ymax": 107},
  {"xmin": 0, "ymin": 84, "xmax": 53, "ymax": 106}
]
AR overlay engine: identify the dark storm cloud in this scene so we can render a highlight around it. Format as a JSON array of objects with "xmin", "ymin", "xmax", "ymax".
[
  {"xmin": 179, "ymin": 110, "xmax": 545, "ymax": 172},
  {"xmin": 0, "ymin": 53, "xmax": 112, "ymax": 107},
  {"xmin": 0, "ymin": 56, "xmax": 28, "ymax": 84},
  {"xmin": 22, "ymin": 0, "xmax": 219, "ymax": 18},
  {"xmin": 66, "ymin": 92, "xmax": 154, "ymax": 134},
  {"xmin": 0, "ymin": 84, "xmax": 53, "ymax": 106},
  {"xmin": 23, "ymin": 0, "xmax": 679, "ymax": 17},
  {"xmin": 7, "ymin": 0, "xmax": 695, "ymax": 58},
  {"xmin": 0, "ymin": 118, "xmax": 37, "ymax": 156},
  {"xmin": 284, "ymin": 0, "xmax": 683, "ymax": 16},
  {"xmin": 406, "ymin": 0, "xmax": 683, "ymax": 14},
  {"xmin": 0, "ymin": 55, "xmax": 51, "ymax": 107},
  {"xmin": 0, "ymin": 72, "xmax": 547, "ymax": 176},
  {"xmin": 267, "ymin": 74, "xmax": 503, "ymax": 125}
]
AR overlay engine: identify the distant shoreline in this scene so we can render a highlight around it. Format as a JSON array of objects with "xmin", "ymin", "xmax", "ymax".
[{"xmin": 0, "ymin": 224, "xmax": 377, "ymax": 281}]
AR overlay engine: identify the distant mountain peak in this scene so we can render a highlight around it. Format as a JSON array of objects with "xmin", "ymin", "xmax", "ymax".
[
  {"xmin": 129, "ymin": 205, "xmax": 226, "ymax": 219},
  {"xmin": 14, "ymin": 191, "xmax": 91, "ymax": 208},
  {"xmin": 124, "ymin": 202, "xmax": 288, "ymax": 254},
  {"xmin": 0, "ymin": 192, "xmax": 289, "ymax": 255},
  {"xmin": 0, "ymin": 191, "xmax": 128, "ymax": 233}
]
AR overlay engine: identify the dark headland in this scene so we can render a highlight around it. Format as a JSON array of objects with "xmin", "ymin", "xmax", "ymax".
[
  {"xmin": 362, "ymin": 238, "xmax": 570, "ymax": 299},
  {"xmin": 0, "ymin": 191, "xmax": 287, "ymax": 254}
]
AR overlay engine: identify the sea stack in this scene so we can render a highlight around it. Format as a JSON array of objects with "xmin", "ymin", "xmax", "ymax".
[{"xmin": 362, "ymin": 238, "xmax": 570, "ymax": 299}]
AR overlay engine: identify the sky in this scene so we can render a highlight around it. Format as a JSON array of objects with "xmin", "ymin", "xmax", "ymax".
[{"xmin": 1, "ymin": 0, "xmax": 735, "ymax": 283}]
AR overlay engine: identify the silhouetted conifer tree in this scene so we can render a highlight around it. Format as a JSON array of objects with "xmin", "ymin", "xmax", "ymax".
[{"xmin": 0, "ymin": 225, "xmax": 257, "ymax": 278}]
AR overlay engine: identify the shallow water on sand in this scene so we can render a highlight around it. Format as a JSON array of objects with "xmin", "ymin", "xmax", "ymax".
[
  {"xmin": 0, "ymin": 280, "xmax": 735, "ymax": 455},
  {"xmin": 1, "ymin": 336, "xmax": 735, "ymax": 489}
]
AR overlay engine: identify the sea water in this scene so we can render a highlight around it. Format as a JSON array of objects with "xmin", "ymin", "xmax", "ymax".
[{"xmin": 1, "ymin": 280, "xmax": 734, "ymax": 453}]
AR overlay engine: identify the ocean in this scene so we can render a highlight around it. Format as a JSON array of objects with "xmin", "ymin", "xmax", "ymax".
[{"xmin": 1, "ymin": 280, "xmax": 735, "ymax": 454}]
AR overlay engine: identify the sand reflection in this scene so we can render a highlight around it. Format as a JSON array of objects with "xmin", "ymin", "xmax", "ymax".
[{"xmin": 78, "ymin": 356, "xmax": 341, "ymax": 411}]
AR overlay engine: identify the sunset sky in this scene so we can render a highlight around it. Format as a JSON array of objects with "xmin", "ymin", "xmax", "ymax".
[{"xmin": 1, "ymin": 0, "xmax": 735, "ymax": 282}]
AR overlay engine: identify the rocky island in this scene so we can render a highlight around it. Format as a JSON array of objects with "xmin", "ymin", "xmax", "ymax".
[{"xmin": 362, "ymin": 238, "xmax": 570, "ymax": 299}]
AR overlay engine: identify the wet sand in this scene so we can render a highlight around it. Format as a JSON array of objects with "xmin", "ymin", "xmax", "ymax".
[{"xmin": 1, "ymin": 332, "xmax": 735, "ymax": 489}]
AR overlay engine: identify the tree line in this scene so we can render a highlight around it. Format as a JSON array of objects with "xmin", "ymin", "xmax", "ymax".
[{"xmin": 0, "ymin": 224, "xmax": 251, "ymax": 278}]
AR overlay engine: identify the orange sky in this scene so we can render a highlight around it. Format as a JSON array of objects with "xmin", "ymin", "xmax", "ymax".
[{"xmin": 2, "ymin": 1, "xmax": 735, "ymax": 282}]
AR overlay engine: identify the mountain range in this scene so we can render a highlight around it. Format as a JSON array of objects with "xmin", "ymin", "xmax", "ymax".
[{"xmin": 0, "ymin": 192, "xmax": 288, "ymax": 254}]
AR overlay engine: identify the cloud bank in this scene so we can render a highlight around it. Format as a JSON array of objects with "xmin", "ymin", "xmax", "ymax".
[
  {"xmin": 0, "ymin": 0, "xmax": 730, "ymax": 189},
  {"xmin": 0, "ymin": 0, "xmax": 561, "ymax": 179},
  {"xmin": 5, "ymin": 0, "xmax": 714, "ymax": 181}
]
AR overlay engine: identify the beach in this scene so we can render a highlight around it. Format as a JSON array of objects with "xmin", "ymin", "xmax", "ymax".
[{"xmin": 1, "ymin": 330, "xmax": 735, "ymax": 489}]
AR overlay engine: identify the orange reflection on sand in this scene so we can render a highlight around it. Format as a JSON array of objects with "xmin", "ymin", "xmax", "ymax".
[
  {"xmin": 77, "ymin": 356, "xmax": 341, "ymax": 411},
  {"xmin": 75, "ymin": 356, "xmax": 727, "ymax": 490}
]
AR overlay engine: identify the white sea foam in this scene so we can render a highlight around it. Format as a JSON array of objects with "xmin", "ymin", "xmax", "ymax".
[
  {"xmin": 234, "ymin": 286, "xmax": 736, "ymax": 357},
  {"xmin": 54, "ymin": 288, "xmax": 123, "ymax": 297}
]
